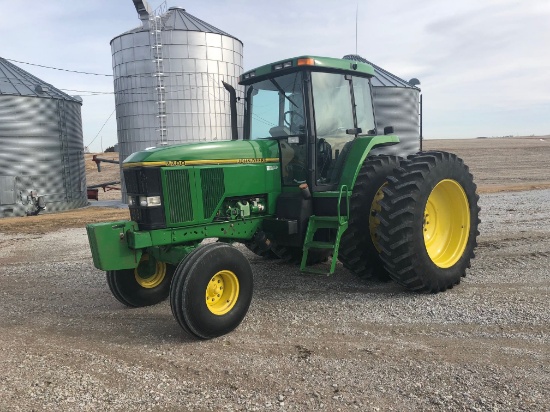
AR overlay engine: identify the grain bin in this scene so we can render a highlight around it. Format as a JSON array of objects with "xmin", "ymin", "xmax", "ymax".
[
  {"xmin": 343, "ymin": 55, "xmax": 420, "ymax": 157},
  {"xmin": 0, "ymin": 58, "xmax": 87, "ymax": 218},
  {"xmin": 111, "ymin": 3, "xmax": 244, "ymax": 199}
]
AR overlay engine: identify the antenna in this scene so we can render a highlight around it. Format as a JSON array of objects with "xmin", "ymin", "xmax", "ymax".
[{"xmin": 355, "ymin": 2, "xmax": 359, "ymax": 54}]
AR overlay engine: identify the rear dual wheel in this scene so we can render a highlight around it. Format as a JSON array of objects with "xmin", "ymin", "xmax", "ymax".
[
  {"xmin": 106, "ymin": 254, "xmax": 174, "ymax": 307},
  {"xmin": 376, "ymin": 151, "xmax": 480, "ymax": 293},
  {"xmin": 170, "ymin": 243, "xmax": 253, "ymax": 339},
  {"xmin": 338, "ymin": 155, "xmax": 403, "ymax": 280}
]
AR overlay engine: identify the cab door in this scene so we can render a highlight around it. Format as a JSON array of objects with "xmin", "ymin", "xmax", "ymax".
[
  {"xmin": 310, "ymin": 72, "xmax": 376, "ymax": 191},
  {"xmin": 245, "ymin": 71, "xmax": 309, "ymax": 187}
]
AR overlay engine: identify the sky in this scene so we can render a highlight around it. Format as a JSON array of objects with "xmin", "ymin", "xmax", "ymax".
[{"xmin": 0, "ymin": 0, "xmax": 549, "ymax": 152}]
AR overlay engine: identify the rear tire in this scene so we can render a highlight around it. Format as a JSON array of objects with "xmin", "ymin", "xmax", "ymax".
[
  {"xmin": 170, "ymin": 243, "xmax": 253, "ymax": 339},
  {"xmin": 338, "ymin": 155, "xmax": 402, "ymax": 280},
  {"xmin": 376, "ymin": 151, "xmax": 480, "ymax": 293},
  {"xmin": 106, "ymin": 254, "xmax": 174, "ymax": 307}
]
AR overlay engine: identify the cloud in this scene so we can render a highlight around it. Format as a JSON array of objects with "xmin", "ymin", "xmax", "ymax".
[{"xmin": 0, "ymin": 0, "xmax": 548, "ymax": 150}]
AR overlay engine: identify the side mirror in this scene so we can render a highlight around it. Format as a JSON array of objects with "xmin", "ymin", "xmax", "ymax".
[
  {"xmin": 345, "ymin": 128, "xmax": 362, "ymax": 135},
  {"xmin": 384, "ymin": 126, "xmax": 394, "ymax": 135}
]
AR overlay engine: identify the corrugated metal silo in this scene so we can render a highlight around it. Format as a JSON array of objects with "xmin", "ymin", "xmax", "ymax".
[
  {"xmin": 0, "ymin": 58, "xmax": 87, "ymax": 218},
  {"xmin": 111, "ymin": 4, "xmax": 244, "ymax": 198},
  {"xmin": 343, "ymin": 55, "xmax": 420, "ymax": 157}
]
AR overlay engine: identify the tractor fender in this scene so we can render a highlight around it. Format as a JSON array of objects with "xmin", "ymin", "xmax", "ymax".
[{"xmin": 339, "ymin": 135, "xmax": 399, "ymax": 189}]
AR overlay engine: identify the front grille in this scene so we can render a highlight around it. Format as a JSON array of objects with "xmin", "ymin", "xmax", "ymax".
[
  {"xmin": 124, "ymin": 168, "xmax": 140, "ymax": 194},
  {"xmin": 124, "ymin": 167, "xmax": 162, "ymax": 196},
  {"xmin": 165, "ymin": 169, "xmax": 193, "ymax": 224},
  {"xmin": 129, "ymin": 207, "xmax": 141, "ymax": 222},
  {"xmin": 201, "ymin": 168, "xmax": 225, "ymax": 219}
]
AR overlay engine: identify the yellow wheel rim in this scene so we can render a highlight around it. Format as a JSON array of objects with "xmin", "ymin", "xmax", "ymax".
[
  {"xmin": 423, "ymin": 179, "xmax": 470, "ymax": 268},
  {"xmin": 369, "ymin": 183, "xmax": 386, "ymax": 253},
  {"xmin": 206, "ymin": 270, "xmax": 240, "ymax": 316},
  {"xmin": 134, "ymin": 255, "xmax": 166, "ymax": 289}
]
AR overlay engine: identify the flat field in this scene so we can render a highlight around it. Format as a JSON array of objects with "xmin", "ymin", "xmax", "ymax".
[
  {"xmin": 424, "ymin": 136, "xmax": 550, "ymax": 193},
  {"xmin": 0, "ymin": 138, "xmax": 548, "ymax": 411}
]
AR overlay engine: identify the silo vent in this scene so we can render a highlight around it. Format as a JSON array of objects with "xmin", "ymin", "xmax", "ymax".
[{"xmin": 35, "ymin": 84, "xmax": 49, "ymax": 94}]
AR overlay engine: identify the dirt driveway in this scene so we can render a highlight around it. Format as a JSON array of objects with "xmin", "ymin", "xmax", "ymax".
[{"xmin": 0, "ymin": 138, "xmax": 548, "ymax": 411}]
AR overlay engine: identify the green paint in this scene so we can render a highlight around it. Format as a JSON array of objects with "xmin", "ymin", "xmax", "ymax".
[
  {"xmin": 86, "ymin": 221, "xmax": 143, "ymax": 271},
  {"xmin": 339, "ymin": 135, "xmax": 400, "ymax": 188},
  {"xmin": 157, "ymin": 161, "xmax": 281, "ymax": 228},
  {"xmin": 148, "ymin": 244, "xmax": 199, "ymax": 267},
  {"xmin": 88, "ymin": 217, "xmax": 264, "ymax": 271},
  {"xmin": 241, "ymin": 56, "xmax": 375, "ymax": 85},
  {"xmin": 124, "ymin": 139, "xmax": 279, "ymax": 164}
]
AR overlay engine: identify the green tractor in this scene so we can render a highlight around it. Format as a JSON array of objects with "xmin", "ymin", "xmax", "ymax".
[{"xmin": 87, "ymin": 56, "xmax": 480, "ymax": 339}]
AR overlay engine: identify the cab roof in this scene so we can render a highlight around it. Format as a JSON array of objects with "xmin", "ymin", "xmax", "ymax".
[{"xmin": 239, "ymin": 55, "xmax": 375, "ymax": 85}]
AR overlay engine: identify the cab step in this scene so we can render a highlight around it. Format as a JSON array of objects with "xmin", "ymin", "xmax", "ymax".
[{"xmin": 300, "ymin": 185, "xmax": 350, "ymax": 276}]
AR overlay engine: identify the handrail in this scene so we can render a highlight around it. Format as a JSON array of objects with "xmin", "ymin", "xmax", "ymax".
[{"xmin": 337, "ymin": 185, "xmax": 350, "ymax": 224}]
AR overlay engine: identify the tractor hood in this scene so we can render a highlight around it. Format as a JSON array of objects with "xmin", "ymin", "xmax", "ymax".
[{"xmin": 123, "ymin": 140, "xmax": 280, "ymax": 168}]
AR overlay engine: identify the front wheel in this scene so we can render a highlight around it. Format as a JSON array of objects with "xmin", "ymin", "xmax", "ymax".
[
  {"xmin": 376, "ymin": 151, "xmax": 480, "ymax": 293},
  {"xmin": 170, "ymin": 243, "xmax": 253, "ymax": 339},
  {"xmin": 106, "ymin": 254, "xmax": 174, "ymax": 307}
]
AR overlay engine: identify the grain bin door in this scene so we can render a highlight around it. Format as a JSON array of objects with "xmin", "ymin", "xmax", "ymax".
[{"xmin": 0, "ymin": 176, "xmax": 16, "ymax": 205}]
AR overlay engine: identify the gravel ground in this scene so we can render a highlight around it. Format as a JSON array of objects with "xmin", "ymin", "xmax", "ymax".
[{"xmin": 0, "ymin": 190, "xmax": 549, "ymax": 411}]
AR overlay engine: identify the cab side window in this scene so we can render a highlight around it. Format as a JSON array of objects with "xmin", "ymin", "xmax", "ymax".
[{"xmin": 353, "ymin": 77, "xmax": 376, "ymax": 134}]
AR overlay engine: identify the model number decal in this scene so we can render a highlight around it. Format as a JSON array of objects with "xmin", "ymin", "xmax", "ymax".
[{"xmin": 166, "ymin": 160, "xmax": 187, "ymax": 166}]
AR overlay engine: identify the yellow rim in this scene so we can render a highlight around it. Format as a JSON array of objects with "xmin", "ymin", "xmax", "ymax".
[
  {"xmin": 369, "ymin": 183, "xmax": 386, "ymax": 253},
  {"xmin": 423, "ymin": 179, "xmax": 470, "ymax": 268},
  {"xmin": 134, "ymin": 255, "xmax": 167, "ymax": 289},
  {"xmin": 205, "ymin": 270, "xmax": 240, "ymax": 316}
]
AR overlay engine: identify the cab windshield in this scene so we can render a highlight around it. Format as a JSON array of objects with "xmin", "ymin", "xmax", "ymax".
[{"xmin": 246, "ymin": 72, "xmax": 305, "ymax": 140}]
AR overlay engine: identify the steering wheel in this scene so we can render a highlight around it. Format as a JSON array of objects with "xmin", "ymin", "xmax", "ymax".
[
  {"xmin": 284, "ymin": 111, "xmax": 305, "ymax": 130},
  {"xmin": 287, "ymin": 160, "xmax": 308, "ymax": 184}
]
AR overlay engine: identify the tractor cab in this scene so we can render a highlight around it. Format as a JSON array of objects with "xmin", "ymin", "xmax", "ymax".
[
  {"xmin": 237, "ymin": 57, "xmax": 396, "ymax": 273},
  {"xmin": 240, "ymin": 56, "xmax": 379, "ymax": 192}
]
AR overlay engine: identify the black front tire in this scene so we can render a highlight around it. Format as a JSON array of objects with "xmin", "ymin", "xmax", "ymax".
[
  {"xmin": 106, "ymin": 255, "xmax": 174, "ymax": 307},
  {"xmin": 170, "ymin": 243, "xmax": 253, "ymax": 339}
]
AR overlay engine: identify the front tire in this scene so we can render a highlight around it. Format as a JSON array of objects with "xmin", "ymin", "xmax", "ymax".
[
  {"xmin": 376, "ymin": 151, "xmax": 480, "ymax": 293},
  {"xmin": 170, "ymin": 243, "xmax": 253, "ymax": 339},
  {"xmin": 106, "ymin": 254, "xmax": 174, "ymax": 307}
]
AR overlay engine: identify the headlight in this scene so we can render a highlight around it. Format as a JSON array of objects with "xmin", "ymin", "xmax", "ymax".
[{"xmin": 139, "ymin": 196, "xmax": 162, "ymax": 207}]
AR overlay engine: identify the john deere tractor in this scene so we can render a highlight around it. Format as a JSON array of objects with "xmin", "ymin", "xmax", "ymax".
[{"xmin": 87, "ymin": 56, "xmax": 479, "ymax": 339}]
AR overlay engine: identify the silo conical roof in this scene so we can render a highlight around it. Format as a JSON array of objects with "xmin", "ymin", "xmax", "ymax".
[
  {"xmin": 343, "ymin": 54, "xmax": 419, "ymax": 89},
  {"xmin": 0, "ymin": 57, "xmax": 82, "ymax": 103},
  {"xmin": 163, "ymin": 7, "xmax": 240, "ymax": 40},
  {"xmin": 112, "ymin": 7, "xmax": 241, "ymax": 43}
]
